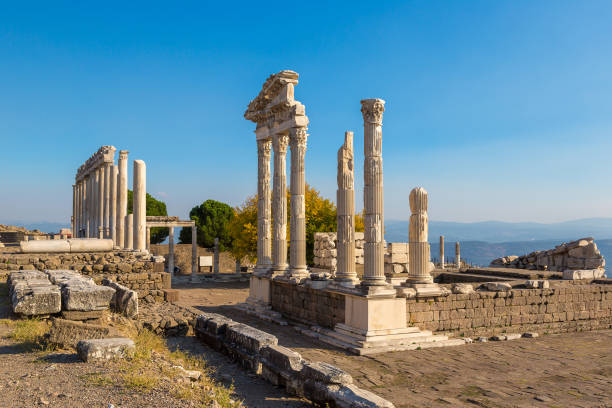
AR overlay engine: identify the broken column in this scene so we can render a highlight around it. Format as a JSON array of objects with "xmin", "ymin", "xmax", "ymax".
[
  {"xmin": 255, "ymin": 139, "xmax": 272, "ymax": 275},
  {"xmin": 116, "ymin": 150, "xmax": 128, "ymax": 248},
  {"xmin": 272, "ymin": 134, "xmax": 289, "ymax": 275},
  {"xmin": 191, "ymin": 223, "xmax": 197, "ymax": 281},
  {"xmin": 334, "ymin": 131, "xmax": 359, "ymax": 287},
  {"xmin": 103, "ymin": 162, "xmax": 111, "ymax": 238},
  {"xmin": 456, "ymin": 241, "xmax": 461, "ymax": 268},
  {"xmin": 287, "ymin": 127, "xmax": 309, "ymax": 280},
  {"xmin": 440, "ymin": 235, "xmax": 445, "ymax": 269},
  {"xmin": 361, "ymin": 98, "xmax": 388, "ymax": 289},
  {"xmin": 133, "ymin": 160, "xmax": 146, "ymax": 251},
  {"xmin": 168, "ymin": 226, "xmax": 175, "ymax": 274},
  {"xmin": 98, "ymin": 165, "xmax": 104, "ymax": 239},
  {"xmin": 214, "ymin": 237, "xmax": 220, "ymax": 275},
  {"xmin": 404, "ymin": 187, "xmax": 445, "ymax": 297}
]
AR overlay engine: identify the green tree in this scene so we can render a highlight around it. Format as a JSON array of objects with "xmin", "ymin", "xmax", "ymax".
[
  {"xmin": 228, "ymin": 184, "xmax": 364, "ymax": 265},
  {"xmin": 179, "ymin": 200, "xmax": 234, "ymax": 250},
  {"xmin": 127, "ymin": 190, "xmax": 169, "ymax": 244}
]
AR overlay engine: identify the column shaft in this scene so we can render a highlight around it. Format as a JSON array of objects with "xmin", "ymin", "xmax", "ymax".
[
  {"xmin": 168, "ymin": 226, "xmax": 174, "ymax": 274},
  {"xmin": 440, "ymin": 235, "xmax": 445, "ymax": 269},
  {"xmin": 191, "ymin": 224, "xmax": 197, "ymax": 278},
  {"xmin": 361, "ymin": 99, "xmax": 387, "ymax": 287},
  {"xmin": 335, "ymin": 131, "xmax": 358, "ymax": 285},
  {"xmin": 104, "ymin": 162, "xmax": 111, "ymax": 238},
  {"xmin": 72, "ymin": 184, "xmax": 76, "ymax": 236},
  {"xmin": 133, "ymin": 160, "xmax": 147, "ymax": 250},
  {"xmin": 271, "ymin": 134, "xmax": 289, "ymax": 273},
  {"xmin": 255, "ymin": 139, "xmax": 272, "ymax": 274},
  {"xmin": 117, "ymin": 150, "xmax": 129, "ymax": 248},
  {"xmin": 408, "ymin": 188, "xmax": 433, "ymax": 283},
  {"xmin": 146, "ymin": 227, "xmax": 151, "ymax": 250},
  {"xmin": 98, "ymin": 166, "xmax": 104, "ymax": 238},
  {"xmin": 125, "ymin": 213, "xmax": 134, "ymax": 250},
  {"xmin": 456, "ymin": 242, "xmax": 461, "ymax": 268},
  {"xmin": 288, "ymin": 127, "xmax": 308, "ymax": 278},
  {"xmin": 110, "ymin": 165, "xmax": 118, "ymax": 245}
]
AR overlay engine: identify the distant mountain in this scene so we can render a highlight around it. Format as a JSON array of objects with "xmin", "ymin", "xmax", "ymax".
[
  {"xmin": 0, "ymin": 221, "xmax": 69, "ymax": 234},
  {"xmin": 385, "ymin": 218, "xmax": 612, "ymax": 243}
]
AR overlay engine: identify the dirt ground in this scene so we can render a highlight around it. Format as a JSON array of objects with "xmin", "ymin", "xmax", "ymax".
[{"xmin": 174, "ymin": 280, "xmax": 612, "ymax": 408}]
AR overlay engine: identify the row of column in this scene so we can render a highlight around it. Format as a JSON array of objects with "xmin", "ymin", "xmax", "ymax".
[
  {"xmin": 439, "ymin": 236, "xmax": 462, "ymax": 269},
  {"xmin": 73, "ymin": 150, "xmax": 147, "ymax": 251},
  {"xmin": 254, "ymin": 127, "xmax": 309, "ymax": 280}
]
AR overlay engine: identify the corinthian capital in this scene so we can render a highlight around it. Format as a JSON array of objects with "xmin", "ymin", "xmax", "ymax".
[
  {"xmin": 290, "ymin": 127, "xmax": 308, "ymax": 149},
  {"xmin": 273, "ymin": 134, "xmax": 289, "ymax": 154},
  {"xmin": 257, "ymin": 139, "xmax": 272, "ymax": 158},
  {"xmin": 360, "ymin": 98, "xmax": 386, "ymax": 124}
]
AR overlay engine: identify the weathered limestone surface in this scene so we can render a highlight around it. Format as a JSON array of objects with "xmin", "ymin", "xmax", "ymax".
[
  {"xmin": 272, "ymin": 134, "xmax": 289, "ymax": 274},
  {"xmin": 491, "ymin": 238, "xmax": 606, "ymax": 274},
  {"xmin": 116, "ymin": 150, "xmax": 128, "ymax": 248},
  {"xmin": 133, "ymin": 160, "xmax": 147, "ymax": 251},
  {"xmin": 255, "ymin": 139, "xmax": 272, "ymax": 275},
  {"xmin": 195, "ymin": 312, "xmax": 394, "ymax": 407},
  {"xmin": 335, "ymin": 131, "xmax": 359, "ymax": 286},
  {"xmin": 9, "ymin": 270, "xmax": 61, "ymax": 316},
  {"xmin": 361, "ymin": 98, "xmax": 387, "ymax": 288},
  {"xmin": 20, "ymin": 239, "xmax": 113, "ymax": 254},
  {"xmin": 288, "ymin": 127, "xmax": 309, "ymax": 279},
  {"xmin": 125, "ymin": 213, "xmax": 134, "ymax": 250},
  {"xmin": 77, "ymin": 338, "xmax": 135, "ymax": 362},
  {"xmin": 110, "ymin": 164, "xmax": 117, "ymax": 245},
  {"xmin": 46, "ymin": 269, "xmax": 115, "ymax": 311}
]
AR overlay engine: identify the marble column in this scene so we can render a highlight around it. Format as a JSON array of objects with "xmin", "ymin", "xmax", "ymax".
[
  {"xmin": 77, "ymin": 181, "xmax": 82, "ymax": 237},
  {"xmin": 191, "ymin": 224, "xmax": 197, "ymax": 280},
  {"xmin": 117, "ymin": 150, "xmax": 129, "ymax": 248},
  {"xmin": 104, "ymin": 162, "xmax": 111, "ymax": 238},
  {"xmin": 408, "ymin": 187, "xmax": 433, "ymax": 284},
  {"xmin": 133, "ymin": 160, "xmax": 147, "ymax": 251},
  {"xmin": 110, "ymin": 165, "xmax": 117, "ymax": 245},
  {"xmin": 287, "ymin": 127, "xmax": 308, "ymax": 279},
  {"xmin": 94, "ymin": 168, "xmax": 100, "ymax": 237},
  {"xmin": 271, "ymin": 134, "xmax": 289, "ymax": 274},
  {"xmin": 168, "ymin": 226, "xmax": 174, "ymax": 275},
  {"xmin": 125, "ymin": 213, "xmax": 134, "ymax": 250},
  {"xmin": 456, "ymin": 242, "xmax": 461, "ymax": 268},
  {"xmin": 98, "ymin": 166, "xmax": 105, "ymax": 239},
  {"xmin": 85, "ymin": 176, "xmax": 90, "ymax": 237},
  {"xmin": 335, "ymin": 131, "xmax": 359, "ymax": 286},
  {"xmin": 72, "ymin": 184, "xmax": 76, "ymax": 236},
  {"xmin": 361, "ymin": 98, "xmax": 387, "ymax": 287},
  {"xmin": 146, "ymin": 227, "xmax": 151, "ymax": 250},
  {"xmin": 254, "ymin": 139, "xmax": 272, "ymax": 275},
  {"xmin": 440, "ymin": 235, "xmax": 445, "ymax": 269}
]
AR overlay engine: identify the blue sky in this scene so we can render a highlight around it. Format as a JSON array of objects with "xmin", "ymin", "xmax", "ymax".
[{"xmin": 1, "ymin": 0, "xmax": 611, "ymax": 225}]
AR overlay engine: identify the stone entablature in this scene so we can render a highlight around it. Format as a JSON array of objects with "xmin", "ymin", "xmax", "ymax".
[
  {"xmin": 491, "ymin": 237, "xmax": 606, "ymax": 272},
  {"xmin": 75, "ymin": 145, "xmax": 116, "ymax": 182}
]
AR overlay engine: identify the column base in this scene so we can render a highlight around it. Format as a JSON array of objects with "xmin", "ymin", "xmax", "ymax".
[
  {"xmin": 400, "ymin": 281, "xmax": 449, "ymax": 298},
  {"xmin": 253, "ymin": 264, "xmax": 273, "ymax": 277},
  {"xmin": 283, "ymin": 267, "xmax": 310, "ymax": 283}
]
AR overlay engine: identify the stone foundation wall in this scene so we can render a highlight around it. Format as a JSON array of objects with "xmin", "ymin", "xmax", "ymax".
[
  {"xmin": 0, "ymin": 252, "xmax": 169, "ymax": 302},
  {"xmin": 407, "ymin": 283, "xmax": 612, "ymax": 337},
  {"xmin": 270, "ymin": 280, "xmax": 345, "ymax": 329}
]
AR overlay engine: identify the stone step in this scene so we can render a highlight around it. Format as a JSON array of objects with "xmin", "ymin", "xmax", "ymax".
[{"xmin": 355, "ymin": 338, "xmax": 466, "ymax": 355}]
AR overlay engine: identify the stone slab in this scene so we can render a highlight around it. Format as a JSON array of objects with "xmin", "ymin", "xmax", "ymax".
[{"xmin": 77, "ymin": 337, "xmax": 135, "ymax": 362}]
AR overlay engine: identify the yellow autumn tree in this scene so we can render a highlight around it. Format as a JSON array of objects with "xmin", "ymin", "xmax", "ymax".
[{"xmin": 228, "ymin": 184, "xmax": 364, "ymax": 265}]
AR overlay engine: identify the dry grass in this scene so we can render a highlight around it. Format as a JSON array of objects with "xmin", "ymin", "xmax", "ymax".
[
  {"xmin": 3, "ymin": 318, "xmax": 54, "ymax": 352},
  {"xmin": 104, "ymin": 328, "xmax": 242, "ymax": 407}
]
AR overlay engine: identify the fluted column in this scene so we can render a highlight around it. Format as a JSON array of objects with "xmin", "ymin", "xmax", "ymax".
[
  {"xmin": 191, "ymin": 223, "xmax": 197, "ymax": 280},
  {"xmin": 116, "ymin": 150, "xmax": 129, "ymax": 248},
  {"xmin": 335, "ymin": 131, "xmax": 359, "ymax": 286},
  {"xmin": 110, "ymin": 165, "xmax": 118, "ymax": 245},
  {"xmin": 84, "ymin": 176, "xmax": 90, "ymax": 237},
  {"xmin": 77, "ymin": 181, "xmax": 83, "ymax": 237},
  {"xmin": 125, "ymin": 213, "xmax": 134, "ymax": 250},
  {"xmin": 146, "ymin": 226, "xmax": 151, "ymax": 250},
  {"xmin": 271, "ymin": 134, "xmax": 289, "ymax": 274},
  {"xmin": 71, "ymin": 184, "xmax": 76, "ymax": 236},
  {"xmin": 456, "ymin": 242, "xmax": 461, "ymax": 268},
  {"xmin": 287, "ymin": 127, "xmax": 308, "ymax": 278},
  {"xmin": 361, "ymin": 98, "xmax": 387, "ymax": 287},
  {"xmin": 255, "ymin": 139, "xmax": 272, "ymax": 275},
  {"xmin": 408, "ymin": 187, "xmax": 433, "ymax": 284},
  {"xmin": 97, "ymin": 166, "xmax": 104, "ymax": 238},
  {"xmin": 103, "ymin": 162, "xmax": 111, "ymax": 238},
  {"xmin": 440, "ymin": 235, "xmax": 445, "ymax": 269},
  {"xmin": 94, "ymin": 168, "xmax": 101, "ymax": 237},
  {"xmin": 133, "ymin": 160, "xmax": 147, "ymax": 251}
]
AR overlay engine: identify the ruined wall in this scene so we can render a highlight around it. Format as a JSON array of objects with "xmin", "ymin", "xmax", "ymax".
[
  {"xmin": 407, "ymin": 283, "xmax": 612, "ymax": 337},
  {"xmin": 491, "ymin": 237, "xmax": 606, "ymax": 273},
  {"xmin": 270, "ymin": 280, "xmax": 345, "ymax": 329},
  {"xmin": 0, "ymin": 252, "xmax": 169, "ymax": 302}
]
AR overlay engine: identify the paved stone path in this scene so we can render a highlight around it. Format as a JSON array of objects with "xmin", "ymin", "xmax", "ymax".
[{"xmin": 176, "ymin": 281, "xmax": 612, "ymax": 408}]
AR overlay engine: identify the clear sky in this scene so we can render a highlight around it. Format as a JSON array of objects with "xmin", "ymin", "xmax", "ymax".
[{"xmin": 1, "ymin": 0, "xmax": 611, "ymax": 225}]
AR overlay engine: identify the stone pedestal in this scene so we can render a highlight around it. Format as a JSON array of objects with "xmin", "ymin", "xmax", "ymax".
[{"xmin": 247, "ymin": 275, "xmax": 271, "ymax": 305}]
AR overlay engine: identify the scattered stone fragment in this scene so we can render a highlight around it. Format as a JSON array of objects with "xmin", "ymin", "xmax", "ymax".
[
  {"xmin": 103, "ymin": 279, "xmax": 138, "ymax": 318},
  {"xmin": 562, "ymin": 269, "xmax": 605, "ymax": 280},
  {"xmin": 77, "ymin": 338, "xmax": 135, "ymax": 362},
  {"xmin": 491, "ymin": 335, "xmax": 506, "ymax": 341},
  {"xmin": 48, "ymin": 318, "xmax": 120, "ymax": 348},
  {"xmin": 46, "ymin": 270, "xmax": 115, "ymax": 311},
  {"xmin": 464, "ymin": 338, "xmax": 473, "ymax": 344},
  {"xmin": 9, "ymin": 270, "xmax": 61, "ymax": 316},
  {"xmin": 301, "ymin": 361, "xmax": 353, "ymax": 385},
  {"xmin": 477, "ymin": 337, "xmax": 488, "ymax": 343},
  {"xmin": 451, "ymin": 283, "xmax": 474, "ymax": 294},
  {"xmin": 61, "ymin": 310, "xmax": 104, "ymax": 321},
  {"xmin": 523, "ymin": 332, "xmax": 539, "ymax": 338},
  {"xmin": 484, "ymin": 282, "xmax": 512, "ymax": 292},
  {"xmin": 505, "ymin": 333, "xmax": 522, "ymax": 340},
  {"xmin": 535, "ymin": 395, "xmax": 553, "ymax": 402}
]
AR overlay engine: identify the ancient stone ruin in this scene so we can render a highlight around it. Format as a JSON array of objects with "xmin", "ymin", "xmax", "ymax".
[{"xmin": 491, "ymin": 237, "xmax": 606, "ymax": 278}]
